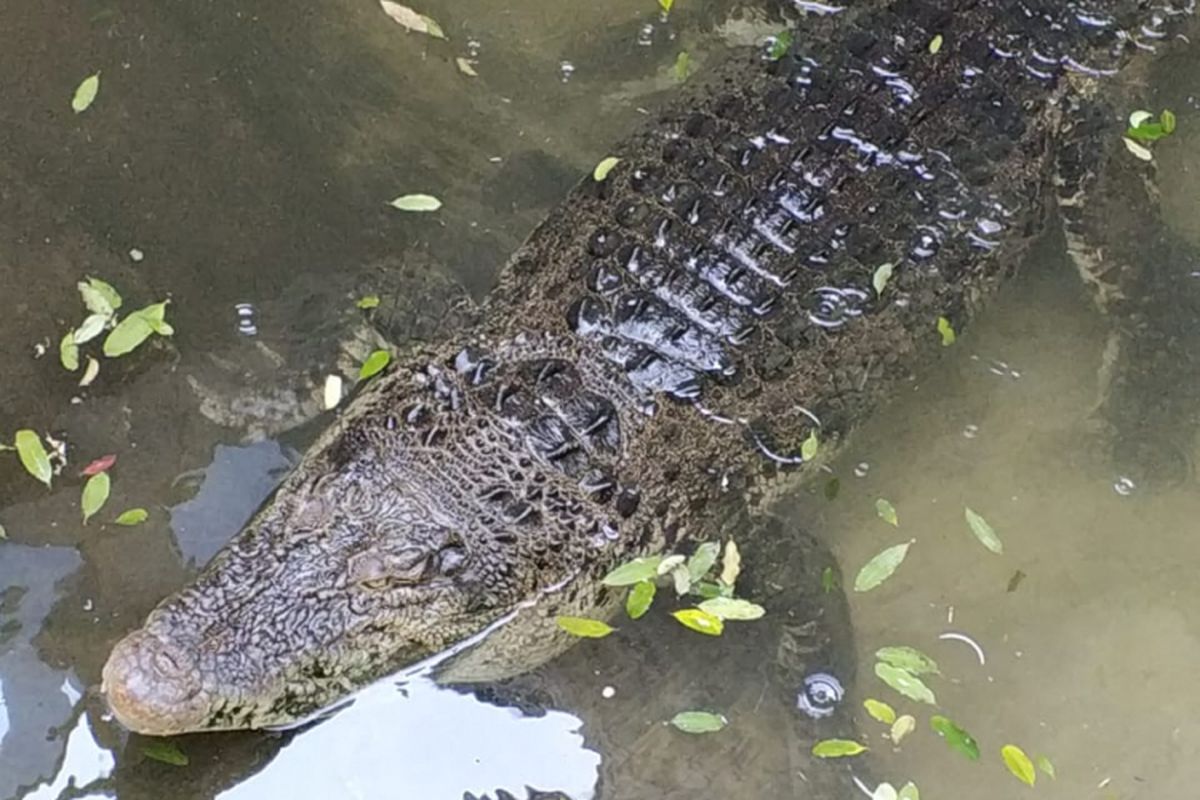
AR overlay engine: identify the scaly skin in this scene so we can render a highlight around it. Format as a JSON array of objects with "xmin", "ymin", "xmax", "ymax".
[{"xmin": 102, "ymin": 0, "xmax": 1193, "ymax": 736}]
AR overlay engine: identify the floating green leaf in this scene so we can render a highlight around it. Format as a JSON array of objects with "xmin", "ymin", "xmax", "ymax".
[
  {"xmin": 964, "ymin": 506, "xmax": 1003, "ymax": 554},
  {"xmin": 873, "ymin": 262, "xmax": 894, "ymax": 296},
  {"xmin": 142, "ymin": 740, "xmax": 188, "ymax": 766},
  {"xmin": 1001, "ymin": 744, "xmax": 1036, "ymax": 786},
  {"xmin": 872, "ymin": 784, "xmax": 898, "ymax": 800},
  {"xmin": 626, "ymin": 580, "xmax": 656, "ymax": 619},
  {"xmin": 15, "ymin": 430, "xmax": 52, "ymax": 487},
  {"xmin": 821, "ymin": 565, "xmax": 838, "ymax": 593},
  {"xmin": 78, "ymin": 277, "xmax": 122, "ymax": 317},
  {"xmin": 698, "ymin": 597, "xmax": 765, "ymax": 621},
  {"xmin": 389, "ymin": 193, "xmax": 442, "ymax": 212},
  {"xmin": 72, "ymin": 72, "xmax": 101, "ymax": 113},
  {"xmin": 1036, "ymin": 755, "xmax": 1056, "ymax": 779},
  {"xmin": 801, "ymin": 430, "xmax": 819, "ymax": 461},
  {"xmin": 937, "ymin": 316, "xmax": 956, "ymax": 346},
  {"xmin": 379, "ymin": 1, "xmax": 446, "ymax": 38},
  {"xmin": 81, "ymin": 472, "xmax": 111, "ymax": 525},
  {"xmin": 602, "ymin": 555, "xmax": 663, "ymax": 586},
  {"xmin": 691, "ymin": 580, "xmax": 727, "ymax": 600},
  {"xmin": 686, "ymin": 541, "xmax": 720, "ymax": 582},
  {"xmin": 658, "ymin": 0, "xmax": 674, "ymax": 13},
  {"xmin": 890, "ymin": 714, "xmax": 916, "ymax": 744},
  {"xmin": 671, "ymin": 564, "xmax": 692, "ymax": 595},
  {"xmin": 812, "ymin": 739, "xmax": 868, "ymax": 758},
  {"xmin": 115, "ymin": 508, "xmax": 149, "ymax": 526},
  {"xmin": 930, "ymin": 715, "xmax": 979, "ymax": 760},
  {"xmin": 865, "ymin": 698, "xmax": 900, "ymax": 727},
  {"xmin": 592, "ymin": 157, "xmax": 621, "ymax": 182},
  {"xmin": 875, "ymin": 662, "xmax": 936, "ymax": 705},
  {"xmin": 864, "ymin": 698, "xmax": 896, "ymax": 724},
  {"xmin": 669, "ymin": 710, "xmax": 727, "ymax": 733},
  {"xmin": 456, "ymin": 57, "xmax": 479, "ymax": 77},
  {"xmin": 928, "ymin": 34, "xmax": 944, "ymax": 54},
  {"xmin": 766, "ymin": 30, "xmax": 793, "ymax": 61},
  {"xmin": 359, "ymin": 349, "xmax": 391, "ymax": 379},
  {"xmin": 104, "ymin": 301, "xmax": 172, "ymax": 357},
  {"xmin": 356, "ymin": 295, "xmax": 381, "ymax": 309},
  {"xmin": 671, "ymin": 608, "xmax": 724, "ymax": 636},
  {"xmin": 1162, "ymin": 108, "xmax": 1177, "ymax": 134},
  {"xmin": 1126, "ymin": 108, "xmax": 1177, "ymax": 143},
  {"xmin": 876, "ymin": 645, "xmax": 940, "ymax": 675},
  {"xmin": 60, "ymin": 330, "xmax": 80, "ymax": 371},
  {"xmin": 854, "ymin": 542, "xmax": 911, "ymax": 592},
  {"xmin": 556, "ymin": 616, "xmax": 615, "ymax": 638},
  {"xmin": 898, "ymin": 782, "xmax": 920, "ymax": 800},
  {"xmin": 672, "ymin": 51, "xmax": 693, "ymax": 82},
  {"xmin": 875, "ymin": 497, "xmax": 898, "ymax": 526}
]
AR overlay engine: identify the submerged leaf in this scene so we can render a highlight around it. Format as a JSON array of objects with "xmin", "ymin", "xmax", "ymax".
[
  {"xmin": 1036, "ymin": 755, "xmax": 1056, "ymax": 779},
  {"xmin": 114, "ymin": 508, "xmax": 149, "ymax": 526},
  {"xmin": 1001, "ymin": 744, "xmax": 1036, "ymax": 786},
  {"xmin": 854, "ymin": 542, "xmax": 911, "ymax": 592},
  {"xmin": 669, "ymin": 710, "xmax": 726, "ymax": 733},
  {"xmin": 872, "ymin": 784, "xmax": 898, "ymax": 800},
  {"xmin": 697, "ymin": 597, "xmax": 765, "ymax": 621},
  {"xmin": 1122, "ymin": 136, "xmax": 1153, "ymax": 161},
  {"xmin": 81, "ymin": 472, "xmax": 111, "ymax": 525},
  {"xmin": 455, "ymin": 57, "xmax": 478, "ymax": 77},
  {"xmin": 602, "ymin": 556, "xmax": 663, "ymax": 586},
  {"xmin": 812, "ymin": 739, "xmax": 868, "ymax": 758},
  {"xmin": 863, "ymin": 698, "xmax": 896, "ymax": 725},
  {"xmin": 930, "ymin": 715, "xmax": 979, "ymax": 760},
  {"xmin": 875, "ymin": 497, "xmax": 898, "ymax": 526},
  {"xmin": 671, "ymin": 608, "xmax": 724, "ymax": 636},
  {"xmin": 389, "ymin": 193, "xmax": 442, "ymax": 212},
  {"xmin": 821, "ymin": 565, "xmax": 838, "ymax": 593},
  {"xmin": 898, "ymin": 782, "xmax": 920, "ymax": 800},
  {"xmin": 937, "ymin": 316, "xmax": 956, "ymax": 346},
  {"xmin": 74, "ymin": 313, "xmax": 108, "ymax": 345},
  {"xmin": 72, "ymin": 72, "xmax": 101, "ymax": 113},
  {"xmin": 964, "ymin": 507, "xmax": 1003, "ymax": 554},
  {"xmin": 890, "ymin": 714, "xmax": 916, "ymax": 744},
  {"xmin": 556, "ymin": 616, "xmax": 615, "ymax": 638},
  {"xmin": 671, "ymin": 51, "xmax": 693, "ymax": 82},
  {"xmin": 15, "ymin": 430, "xmax": 53, "ymax": 487},
  {"xmin": 359, "ymin": 349, "xmax": 391, "ymax": 379},
  {"xmin": 142, "ymin": 740, "xmax": 188, "ymax": 766},
  {"xmin": 875, "ymin": 662, "xmax": 936, "ymax": 705},
  {"xmin": 626, "ymin": 580, "xmax": 656, "ymax": 619},
  {"xmin": 766, "ymin": 30, "xmax": 793, "ymax": 61},
  {"xmin": 592, "ymin": 156, "xmax": 621, "ymax": 182},
  {"xmin": 875, "ymin": 645, "xmax": 940, "ymax": 675}
]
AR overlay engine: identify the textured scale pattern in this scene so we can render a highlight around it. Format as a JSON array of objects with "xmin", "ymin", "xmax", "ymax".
[{"xmin": 101, "ymin": 0, "xmax": 1194, "ymax": 738}]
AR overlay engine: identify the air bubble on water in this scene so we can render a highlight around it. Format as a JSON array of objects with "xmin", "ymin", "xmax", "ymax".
[
  {"xmin": 1113, "ymin": 476, "xmax": 1136, "ymax": 496},
  {"xmin": 559, "ymin": 61, "xmax": 576, "ymax": 83},
  {"xmin": 129, "ymin": 248, "xmax": 144, "ymax": 262},
  {"xmin": 636, "ymin": 23, "xmax": 654, "ymax": 47},
  {"xmin": 853, "ymin": 461, "xmax": 869, "ymax": 478},
  {"xmin": 467, "ymin": 38, "xmax": 482, "ymax": 58},
  {"xmin": 963, "ymin": 424, "xmax": 979, "ymax": 438},
  {"xmin": 235, "ymin": 303, "xmax": 258, "ymax": 336}
]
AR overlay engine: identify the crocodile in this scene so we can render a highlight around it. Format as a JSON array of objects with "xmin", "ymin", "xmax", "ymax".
[{"xmin": 102, "ymin": 0, "xmax": 1196, "ymax": 752}]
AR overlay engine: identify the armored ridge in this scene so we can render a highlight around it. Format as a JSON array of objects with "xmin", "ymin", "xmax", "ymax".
[{"xmin": 102, "ymin": 0, "xmax": 1191, "ymax": 737}]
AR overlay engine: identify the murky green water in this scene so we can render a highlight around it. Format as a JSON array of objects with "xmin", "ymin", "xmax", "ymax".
[{"xmin": 3, "ymin": 1, "xmax": 1199, "ymax": 798}]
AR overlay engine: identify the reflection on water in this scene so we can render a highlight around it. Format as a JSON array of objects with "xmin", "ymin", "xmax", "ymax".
[{"xmin": 220, "ymin": 678, "xmax": 599, "ymax": 800}]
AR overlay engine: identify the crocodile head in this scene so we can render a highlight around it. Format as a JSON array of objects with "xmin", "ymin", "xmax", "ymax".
[{"xmin": 101, "ymin": 454, "xmax": 547, "ymax": 735}]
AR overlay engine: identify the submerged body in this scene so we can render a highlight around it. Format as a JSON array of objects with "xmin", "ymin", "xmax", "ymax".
[{"xmin": 103, "ymin": 0, "xmax": 1193, "ymax": 737}]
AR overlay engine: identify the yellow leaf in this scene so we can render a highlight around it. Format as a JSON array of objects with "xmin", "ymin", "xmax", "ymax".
[{"xmin": 1002, "ymin": 744, "xmax": 1037, "ymax": 786}]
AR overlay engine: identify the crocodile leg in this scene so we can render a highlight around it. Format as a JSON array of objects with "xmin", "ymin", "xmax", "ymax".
[{"xmin": 1056, "ymin": 92, "xmax": 1200, "ymax": 488}]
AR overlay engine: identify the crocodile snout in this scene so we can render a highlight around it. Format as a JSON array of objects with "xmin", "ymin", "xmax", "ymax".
[{"xmin": 102, "ymin": 630, "xmax": 209, "ymax": 736}]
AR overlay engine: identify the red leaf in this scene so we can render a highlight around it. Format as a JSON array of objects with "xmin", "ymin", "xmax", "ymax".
[{"xmin": 80, "ymin": 454, "xmax": 117, "ymax": 477}]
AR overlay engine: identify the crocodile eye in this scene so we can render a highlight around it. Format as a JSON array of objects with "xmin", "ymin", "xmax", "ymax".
[{"xmin": 360, "ymin": 577, "xmax": 392, "ymax": 591}]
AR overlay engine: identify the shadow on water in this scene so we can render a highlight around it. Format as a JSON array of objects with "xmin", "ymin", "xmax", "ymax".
[{"xmin": 4, "ymin": 0, "xmax": 1200, "ymax": 798}]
